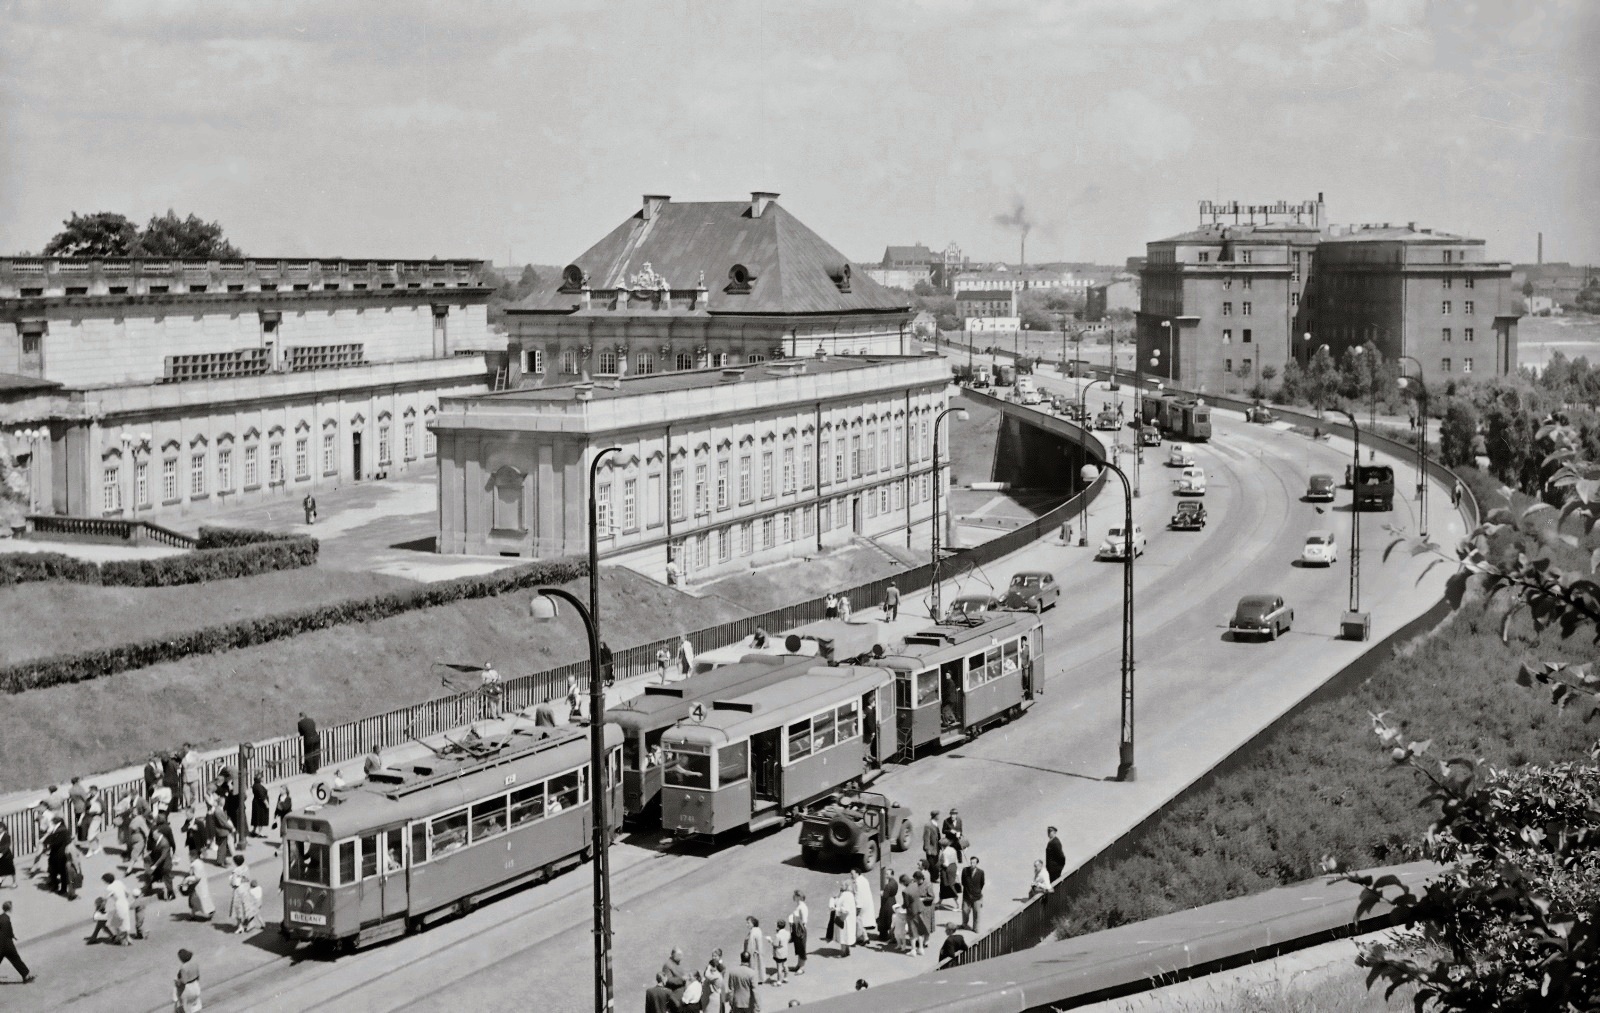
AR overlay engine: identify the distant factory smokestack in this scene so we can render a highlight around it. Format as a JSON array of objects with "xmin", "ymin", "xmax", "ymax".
[{"xmin": 1538, "ymin": 231, "xmax": 1543, "ymax": 265}]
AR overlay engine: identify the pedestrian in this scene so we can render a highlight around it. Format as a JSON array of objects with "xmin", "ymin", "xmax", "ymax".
[
  {"xmin": 566, "ymin": 675, "xmax": 581, "ymax": 722},
  {"xmin": 181, "ymin": 745, "xmax": 203, "ymax": 809},
  {"xmin": 102, "ymin": 872, "xmax": 132, "ymax": 946},
  {"xmin": 209, "ymin": 798, "xmax": 236, "ymax": 863},
  {"xmin": 770, "ymin": 916, "xmax": 790, "ymax": 985},
  {"xmin": 173, "ymin": 948, "xmax": 202, "ymax": 1013},
  {"xmin": 0, "ymin": 901, "xmax": 31, "ymax": 983},
  {"xmin": 274, "ymin": 787, "xmax": 293, "ymax": 840},
  {"xmin": 829, "ymin": 879, "xmax": 855, "ymax": 957},
  {"xmin": 62, "ymin": 838, "xmax": 83, "ymax": 900},
  {"xmin": 851, "ymin": 867, "xmax": 873, "ymax": 946},
  {"xmin": 906, "ymin": 870, "xmax": 934, "ymax": 955},
  {"xmin": 1452, "ymin": 480, "xmax": 1464, "ymax": 508},
  {"xmin": 938, "ymin": 923, "xmax": 968, "ymax": 963},
  {"xmin": 1408, "ymin": 412, "xmax": 1417, "ymax": 432},
  {"xmin": 150, "ymin": 779, "xmax": 174, "ymax": 824},
  {"xmin": 921, "ymin": 810, "xmax": 942, "ymax": 880},
  {"xmin": 28, "ymin": 804, "xmax": 53, "ymax": 876},
  {"xmin": 788, "ymin": 890, "xmax": 808, "ymax": 975},
  {"xmin": 87, "ymin": 897, "xmax": 113, "ymax": 944},
  {"xmin": 891, "ymin": 874, "xmax": 912, "ymax": 951},
  {"xmin": 146, "ymin": 825, "xmax": 177, "ymax": 900},
  {"xmin": 163, "ymin": 751, "xmax": 184, "ymax": 808},
  {"xmin": 665, "ymin": 558, "xmax": 681, "ymax": 586},
  {"xmin": 68, "ymin": 777, "xmax": 88, "ymax": 845},
  {"xmin": 702, "ymin": 954, "xmax": 727, "ymax": 1013},
  {"xmin": 824, "ymin": 592, "xmax": 839, "ymax": 619},
  {"xmin": 1030, "ymin": 860, "xmax": 1050, "ymax": 897},
  {"xmin": 938, "ymin": 838, "xmax": 961, "ymax": 910},
  {"xmin": 0, "ymin": 821, "xmax": 15, "ymax": 888},
  {"xmin": 298, "ymin": 713, "xmax": 322, "ymax": 775},
  {"xmin": 303, "ymin": 492, "xmax": 318, "ymax": 524},
  {"xmin": 942, "ymin": 807, "xmax": 965, "ymax": 862},
  {"xmin": 877, "ymin": 870, "xmax": 899, "ymax": 945},
  {"xmin": 677, "ymin": 634, "xmax": 695, "ymax": 678},
  {"xmin": 129, "ymin": 885, "xmax": 150, "ymax": 940},
  {"xmin": 250, "ymin": 773, "xmax": 270, "ymax": 838},
  {"xmin": 144, "ymin": 753, "xmax": 163, "ymax": 801},
  {"xmin": 645, "ymin": 970, "xmax": 676, "ymax": 1013},
  {"xmin": 599, "ymin": 640, "xmax": 615, "ymax": 688},
  {"xmin": 229, "ymin": 854, "xmax": 263, "ymax": 934},
  {"xmin": 961, "ymin": 856, "xmax": 986, "ymax": 933},
  {"xmin": 121, "ymin": 803, "xmax": 150, "ymax": 871},
  {"xmin": 743, "ymin": 915, "xmax": 766, "ymax": 983},
  {"xmin": 839, "ymin": 594, "xmax": 852, "ymax": 620},
  {"xmin": 659, "ymin": 946, "xmax": 688, "ymax": 999},
  {"xmin": 724, "ymin": 952, "xmax": 758, "ymax": 1013},
  {"xmin": 183, "ymin": 805, "xmax": 212, "ymax": 863},
  {"xmin": 364, "ymin": 746, "xmax": 385, "ymax": 780},
  {"xmin": 1045, "ymin": 826, "xmax": 1066, "ymax": 885},
  {"xmin": 44, "ymin": 818, "xmax": 73, "ymax": 896},
  {"xmin": 655, "ymin": 645, "xmax": 672, "ymax": 683},
  {"xmin": 882, "ymin": 583, "xmax": 900, "ymax": 622},
  {"xmin": 183, "ymin": 858, "xmax": 215, "ymax": 922}
]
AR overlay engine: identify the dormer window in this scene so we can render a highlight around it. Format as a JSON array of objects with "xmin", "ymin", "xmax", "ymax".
[
  {"xmin": 726, "ymin": 264, "xmax": 756, "ymax": 294},
  {"xmin": 559, "ymin": 264, "xmax": 588, "ymax": 293}
]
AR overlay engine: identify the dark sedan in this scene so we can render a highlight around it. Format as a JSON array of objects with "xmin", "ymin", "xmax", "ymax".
[{"xmin": 1001, "ymin": 571, "xmax": 1060, "ymax": 612}]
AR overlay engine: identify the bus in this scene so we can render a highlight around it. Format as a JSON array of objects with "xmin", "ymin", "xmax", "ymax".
[
  {"xmin": 658, "ymin": 665, "xmax": 897, "ymax": 839},
  {"xmin": 609, "ymin": 654, "xmax": 817, "ymax": 822},
  {"xmin": 877, "ymin": 613, "xmax": 1043, "ymax": 758},
  {"xmin": 1144, "ymin": 393, "xmax": 1212, "ymax": 442},
  {"xmin": 280, "ymin": 722, "xmax": 622, "ymax": 950}
]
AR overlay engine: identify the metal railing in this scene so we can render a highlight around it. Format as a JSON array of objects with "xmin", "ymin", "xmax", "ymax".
[{"xmin": 24, "ymin": 515, "xmax": 199, "ymax": 549}]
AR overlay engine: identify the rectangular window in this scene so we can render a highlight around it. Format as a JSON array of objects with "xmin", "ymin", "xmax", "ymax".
[
  {"xmin": 471, "ymin": 797, "xmax": 508, "ymax": 842},
  {"xmin": 1441, "ymin": 357, "xmax": 1452, "ymax": 372},
  {"xmin": 781, "ymin": 511, "xmax": 793, "ymax": 543},
  {"xmin": 378, "ymin": 424, "xmax": 391, "ymax": 466},
  {"xmin": 801, "ymin": 444, "xmax": 814, "ymax": 488},
  {"xmin": 661, "ymin": 746, "xmax": 710, "ymax": 789},
  {"xmin": 820, "ymin": 499, "xmax": 832, "ymax": 533},
  {"xmin": 1242, "ymin": 358, "xmax": 1252, "ymax": 375},
  {"xmin": 864, "ymin": 433, "xmax": 877, "ymax": 475},
  {"xmin": 837, "ymin": 700, "xmax": 859, "ymax": 742},
  {"xmin": 1464, "ymin": 277, "xmax": 1475, "ymax": 289},
  {"xmin": 740, "ymin": 521, "xmax": 754, "ymax": 555},
  {"xmin": 270, "ymin": 443, "xmax": 284, "ymax": 484},
  {"xmin": 1464, "ymin": 300, "xmax": 1474, "ymax": 315},
  {"xmin": 190, "ymin": 452, "xmax": 206, "ymax": 497},
  {"xmin": 782, "ymin": 448, "xmax": 795, "ymax": 493},
  {"xmin": 1292, "ymin": 251, "xmax": 1301, "ymax": 282},
  {"xmin": 818, "ymin": 440, "xmax": 831, "ymax": 486},
  {"xmin": 1197, "ymin": 251, "xmax": 1209, "ymax": 263},
  {"xmin": 850, "ymin": 435, "xmax": 862, "ymax": 478},
  {"xmin": 1242, "ymin": 276, "xmax": 1252, "ymax": 289},
  {"xmin": 693, "ymin": 464, "xmax": 708, "ymax": 515},
  {"xmin": 322, "ymin": 432, "xmax": 336, "ymax": 474},
  {"xmin": 1443, "ymin": 250, "xmax": 1454, "ymax": 264},
  {"xmin": 761, "ymin": 451, "xmax": 774, "ymax": 498},
  {"xmin": 524, "ymin": 348, "xmax": 545, "ymax": 374},
  {"xmin": 1463, "ymin": 358, "xmax": 1473, "ymax": 373},
  {"xmin": 787, "ymin": 718, "xmax": 813, "ymax": 761},
  {"xmin": 1464, "ymin": 328, "xmax": 1474, "ymax": 342},
  {"xmin": 562, "ymin": 349, "xmax": 579, "ymax": 375},
  {"xmin": 879, "ymin": 486, "xmax": 890, "ymax": 514},
  {"xmin": 1242, "ymin": 302, "xmax": 1252, "ymax": 316},
  {"xmin": 1441, "ymin": 300, "xmax": 1451, "ymax": 314},
  {"xmin": 835, "ymin": 442, "xmax": 846, "ymax": 483},
  {"xmin": 813, "ymin": 709, "xmax": 837, "ymax": 751},
  {"xmin": 669, "ymin": 468, "xmax": 685, "ymax": 520},
  {"xmin": 424, "ymin": 422, "xmax": 436, "ymax": 457},
  {"xmin": 430, "ymin": 810, "xmax": 468, "ymax": 857},
  {"xmin": 135, "ymin": 461, "xmax": 149, "ymax": 507},
  {"xmin": 802, "ymin": 505, "xmax": 814, "ymax": 536},
  {"xmin": 695, "ymin": 533, "xmax": 708, "ymax": 568},
  {"xmin": 739, "ymin": 456, "xmax": 753, "ymax": 503},
  {"xmin": 1290, "ymin": 292, "xmax": 1299, "ymax": 307},
  {"xmin": 509, "ymin": 782, "xmax": 545, "ymax": 826},
  {"xmin": 295, "ymin": 437, "xmax": 309, "ymax": 480},
  {"xmin": 762, "ymin": 516, "xmax": 775, "ymax": 549},
  {"xmin": 1222, "ymin": 302, "xmax": 1232, "ymax": 316},
  {"xmin": 622, "ymin": 478, "xmax": 637, "ymax": 530},
  {"xmin": 1240, "ymin": 250, "xmax": 1252, "ymax": 264},
  {"xmin": 1442, "ymin": 328, "xmax": 1452, "ymax": 342},
  {"xmin": 216, "ymin": 448, "xmax": 232, "ymax": 491},
  {"xmin": 404, "ymin": 421, "xmax": 416, "ymax": 460},
  {"xmin": 547, "ymin": 769, "xmax": 582, "ymax": 812},
  {"xmin": 717, "ymin": 742, "xmax": 748, "ymax": 787},
  {"xmin": 360, "ymin": 833, "xmax": 380, "ymax": 881},
  {"xmin": 718, "ymin": 527, "xmax": 730, "ymax": 561},
  {"xmin": 716, "ymin": 460, "xmax": 729, "ymax": 510},
  {"xmin": 286, "ymin": 841, "xmax": 329, "ymax": 886},
  {"xmin": 1442, "ymin": 277, "xmax": 1453, "ymax": 290},
  {"xmin": 1222, "ymin": 329, "xmax": 1232, "ymax": 344},
  {"xmin": 1225, "ymin": 358, "xmax": 1233, "ymax": 373},
  {"xmin": 103, "ymin": 465, "xmax": 121, "ymax": 513},
  {"xmin": 596, "ymin": 482, "xmax": 611, "ymax": 536},
  {"xmin": 1242, "ymin": 329, "xmax": 1252, "ymax": 344},
  {"xmin": 243, "ymin": 446, "xmax": 258, "ymax": 488}
]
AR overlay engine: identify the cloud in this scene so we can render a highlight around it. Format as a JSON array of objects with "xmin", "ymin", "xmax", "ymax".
[{"xmin": 1085, "ymin": 91, "xmax": 1197, "ymax": 166}]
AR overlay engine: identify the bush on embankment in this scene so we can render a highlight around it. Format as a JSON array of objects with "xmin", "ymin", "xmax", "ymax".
[{"xmin": 0, "ymin": 525, "xmax": 318, "ymax": 588}]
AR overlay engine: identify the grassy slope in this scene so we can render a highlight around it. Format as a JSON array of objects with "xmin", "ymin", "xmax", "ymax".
[
  {"xmin": 946, "ymin": 398, "xmax": 1002, "ymax": 487},
  {"xmin": 0, "ymin": 568, "xmax": 417, "ymax": 665},
  {"xmin": 0, "ymin": 568, "xmax": 749, "ymax": 791}
]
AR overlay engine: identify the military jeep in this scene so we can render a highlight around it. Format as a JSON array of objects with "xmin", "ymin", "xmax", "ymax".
[{"xmin": 798, "ymin": 791, "xmax": 911, "ymax": 871}]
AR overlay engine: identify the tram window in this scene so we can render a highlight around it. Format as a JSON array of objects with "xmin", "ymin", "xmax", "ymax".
[
  {"xmin": 623, "ymin": 734, "xmax": 643, "ymax": 771},
  {"xmin": 915, "ymin": 669, "xmax": 939, "ymax": 707},
  {"xmin": 580, "ymin": 765, "xmax": 590, "ymax": 806},
  {"xmin": 472, "ymin": 797, "xmax": 509, "ymax": 842},
  {"xmin": 337, "ymin": 839, "xmax": 358, "ymax": 886},
  {"xmin": 548, "ymin": 770, "xmax": 581, "ymax": 813},
  {"xmin": 966, "ymin": 652, "xmax": 986, "ymax": 689},
  {"xmin": 788, "ymin": 719, "xmax": 813, "ymax": 761},
  {"xmin": 1003, "ymin": 640, "xmax": 1020, "ymax": 673},
  {"xmin": 813, "ymin": 710, "xmax": 837, "ymax": 751},
  {"xmin": 431, "ymin": 810, "xmax": 469, "ymax": 857},
  {"xmin": 894, "ymin": 673, "xmax": 912, "ymax": 709},
  {"xmin": 662, "ymin": 748, "xmax": 711, "ymax": 789},
  {"xmin": 287, "ymin": 840, "xmax": 329, "ymax": 885},
  {"xmin": 510, "ymin": 782, "xmax": 546, "ymax": 826},
  {"xmin": 986, "ymin": 648, "xmax": 1002, "ymax": 682},
  {"xmin": 412, "ymin": 823, "xmax": 429, "ymax": 865},
  {"xmin": 836, "ymin": 700, "xmax": 860, "ymax": 741},
  {"xmin": 718, "ymin": 741, "xmax": 749, "ymax": 786},
  {"xmin": 384, "ymin": 829, "xmax": 405, "ymax": 873},
  {"xmin": 361, "ymin": 833, "xmax": 380, "ymax": 880}
]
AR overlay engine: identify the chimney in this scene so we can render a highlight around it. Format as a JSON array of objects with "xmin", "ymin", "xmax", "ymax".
[
  {"xmin": 642, "ymin": 195, "xmax": 670, "ymax": 221},
  {"xmin": 1538, "ymin": 231, "xmax": 1543, "ymax": 265},
  {"xmin": 750, "ymin": 192, "xmax": 779, "ymax": 218}
]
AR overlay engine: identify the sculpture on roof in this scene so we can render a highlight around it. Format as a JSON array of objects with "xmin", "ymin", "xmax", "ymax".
[{"xmin": 629, "ymin": 262, "xmax": 666, "ymax": 292}]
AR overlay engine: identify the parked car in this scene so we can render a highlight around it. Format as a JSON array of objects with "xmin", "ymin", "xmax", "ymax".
[
  {"xmin": 1139, "ymin": 425, "xmax": 1162, "ymax": 447},
  {"xmin": 1229, "ymin": 594, "xmax": 1294, "ymax": 640},
  {"xmin": 1170, "ymin": 500, "xmax": 1207, "ymax": 530},
  {"xmin": 1050, "ymin": 394, "xmax": 1072, "ymax": 415},
  {"xmin": 1305, "ymin": 473, "xmax": 1336, "ymax": 502},
  {"xmin": 1094, "ymin": 410, "xmax": 1120, "ymax": 431},
  {"xmin": 1167, "ymin": 444, "xmax": 1194, "ymax": 467},
  {"xmin": 1001, "ymin": 571, "xmax": 1060, "ymax": 612},
  {"xmin": 799, "ymin": 791, "xmax": 911, "ymax": 870},
  {"xmin": 1301, "ymin": 530, "xmax": 1338, "ymax": 566},
  {"xmin": 1177, "ymin": 466, "xmax": 1207, "ymax": 496},
  {"xmin": 1096, "ymin": 524, "xmax": 1147, "ymax": 560},
  {"xmin": 946, "ymin": 594, "xmax": 1003, "ymax": 623},
  {"xmin": 1246, "ymin": 405, "xmax": 1276, "ymax": 424}
]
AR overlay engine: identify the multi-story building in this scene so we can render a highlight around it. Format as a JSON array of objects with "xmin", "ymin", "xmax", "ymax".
[
  {"xmin": 955, "ymin": 289, "xmax": 1018, "ymax": 323},
  {"xmin": 1307, "ymin": 224, "xmax": 1519, "ymax": 378},
  {"xmin": 503, "ymin": 193, "xmax": 913, "ymax": 389},
  {"xmin": 1, "ymin": 256, "xmax": 496, "ymax": 520},
  {"xmin": 433, "ymin": 354, "xmax": 952, "ymax": 582},
  {"xmin": 1085, "ymin": 277, "xmax": 1140, "ymax": 320}
]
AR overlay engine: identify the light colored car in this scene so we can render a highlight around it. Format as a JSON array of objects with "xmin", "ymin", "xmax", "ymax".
[
  {"xmin": 1096, "ymin": 524, "xmax": 1147, "ymax": 560},
  {"xmin": 1229, "ymin": 594, "xmax": 1294, "ymax": 640},
  {"xmin": 1167, "ymin": 444, "xmax": 1194, "ymax": 467},
  {"xmin": 1301, "ymin": 530, "xmax": 1338, "ymax": 566},
  {"xmin": 1177, "ymin": 466, "xmax": 1206, "ymax": 496}
]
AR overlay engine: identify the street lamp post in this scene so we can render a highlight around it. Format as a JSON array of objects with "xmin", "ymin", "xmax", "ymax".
[
  {"xmin": 1396, "ymin": 356, "xmax": 1430, "ymax": 541},
  {"xmin": 930, "ymin": 406, "xmax": 969, "ymax": 621},
  {"xmin": 1301, "ymin": 335, "xmax": 1330, "ymax": 421},
  {"xmin": 1080, "ymin": 461, "xmax": 1135, "ymax": 782},
  {"xmin": 11, "ymin": 427, "xmax": 48, "ymax": 514},
  {"xmin": 1330, "ymin": 408, "xmax": 1369, "ymax": 641},
  {"xmin": 1075, "ymin": 379, "xmax": 1111, "ymax": 547}
]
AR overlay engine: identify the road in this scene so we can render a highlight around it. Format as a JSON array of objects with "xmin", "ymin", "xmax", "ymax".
[{"xmin": 14, "ymin": 391, "xmax": 1456, "ymax": 1012}]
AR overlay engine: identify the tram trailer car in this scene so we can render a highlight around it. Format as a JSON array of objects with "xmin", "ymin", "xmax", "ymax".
[
  {"xmin": 281, "ymin": 724, "xmax": 622, "ymax": 950},
  {"xmin": 658, "ymin": 666, "xmax": 897, "ymax": 839},
  {"xmin": 878, "ymin": 613, "xmax": 1043, "ymax": 756},
  {"xmin": 1144, "ymin": 393, "xmax": 1212, "ymax": 442},
  {"xmin": 609, "ymin": 654, "xmax": 818, "ymax": 823}
]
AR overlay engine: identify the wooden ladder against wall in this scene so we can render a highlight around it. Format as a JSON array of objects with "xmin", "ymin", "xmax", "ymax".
[{"xmin": 492, "ymin": 367, "xmax": 508, "ymax": 391}]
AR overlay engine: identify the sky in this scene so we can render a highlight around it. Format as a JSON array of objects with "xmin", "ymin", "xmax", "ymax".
[{"xmin": 1, "ymin": 0, "xmax": 1596, "ymax": 268}]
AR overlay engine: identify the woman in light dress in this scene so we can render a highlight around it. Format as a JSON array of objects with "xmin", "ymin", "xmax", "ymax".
[
  {"xmin": 101, "ymin": 872, "xmax": 132, "ymax": 945},
  {"xmin": 830, "ymin": 879, "xmax": 856, "ymax": 957},
  {"xmin": 184, "ymin": 857, "xmax": 215, "ymax": 921},
  {"xmin": 228, "ymin": 854, "xmax": 264, "ymax": 933},
  {"xmin": 174, "ymin": 948, "xmax": 202, "ymax": 1012}
]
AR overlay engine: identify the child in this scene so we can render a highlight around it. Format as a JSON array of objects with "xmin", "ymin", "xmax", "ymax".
[
  {"xmin": 771, "ymin": 917, "xmax": 791, "ymax": 985},
  {"xmin": 87, "ymin": 897, "xmax": 111, "ymax": 944}
]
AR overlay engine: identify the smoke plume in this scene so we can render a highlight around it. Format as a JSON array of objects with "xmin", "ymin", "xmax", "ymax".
[{"xmin": 993, "ymin": 200, "xmax": 1034, "ymax": 239}]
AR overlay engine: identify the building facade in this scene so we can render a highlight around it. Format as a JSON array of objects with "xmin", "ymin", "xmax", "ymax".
[
  {"xmin": 1, "ymin": 256, "xmax": 496, "ymax": 521},
  {"xmin": 1085, "ymin": 278, "xmax": 1139, "ymax": 320},
  {"xmin": 433, "ymin": 355, "xmax": 952, "ymax": 582},
  {"xmin": 503, "ymin": 193, "xmax": 914, "ymax": 391},
  {"xmin": 955, "ymin": 289, "xmax": 1018, "ymax": 323}
]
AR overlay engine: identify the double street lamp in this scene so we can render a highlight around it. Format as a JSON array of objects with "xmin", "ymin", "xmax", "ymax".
[
  {"xmin": 1330, "ymin": 409, "xmax": 1370, "ymax": 642},
  {"xmin": 10, "ymin": 428, "xmax": 48, "ymax": 513},
  {"xmin": 1396, "ymin": 355, "xmax": 1431, "ymax": 541},
  {"xmin": 530, "ymin": 443, "xmax": 620, "ymax": 1013},
  {"xmin": 1080, "ymin": 460, "xmax": 1136, "ymax": 782},
  {"xmin": 929, "ymin": 406, "xmax": 969, "ymax": 621}
]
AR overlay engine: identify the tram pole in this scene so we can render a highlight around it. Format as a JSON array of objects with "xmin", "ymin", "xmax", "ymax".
[
  {"xmin": 1080, "ymin": 460, "xmax": 1136, "ymax": 782},
  {"xmin": 930, "ymin": 406, "xmax": 969, "ymax": 621}
]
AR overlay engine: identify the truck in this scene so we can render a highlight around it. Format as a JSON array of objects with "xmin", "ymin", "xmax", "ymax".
[
  {"xmin": 798, "ymin": 791, "xmax": 912, "ymax": 871},
  {"xmin": 995, "ymin": 364, "xmax": 1017, "ymax": 386},
  {"xmin": 1353, "ymin": 464, "xmax": 1395, "ymax": 511}
]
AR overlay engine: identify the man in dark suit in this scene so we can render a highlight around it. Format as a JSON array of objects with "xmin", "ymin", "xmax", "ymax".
[
  {"xmin": 143, "ymin": 753, "xmax": 163, "ymax": 800},
  {"xmin": 942, "ymin": 807, "xmax": 965, "ymax": 862},
  {"xmin": 1045, "ymin": 826, "xmax": 1066, "ymax": 885},
  {"xmin": 960, "ymin": 856, "xmax": 986, "ymax": 933},
  {"xmin": 0, "ymin": 901, "xmax": 34, "ymax": 983},
  {"xmin": 298, "ymin": 712, "xmax": 321, "ymax": 774},
  {"xmin": 921, "ymin": 811, "xmax": 942, "ymax": 877}
]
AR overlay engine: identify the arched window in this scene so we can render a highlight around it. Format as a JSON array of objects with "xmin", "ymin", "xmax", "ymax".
[
  {"xmin": 598, "ymin": 349, "xmax": 619, "ymax": 375},
  {"xmin": 635, "ymin": 351, "xmax": 655, "ymax": 375},
  {"xmin": 675, "ymin": 352, "xmax": 694, "ymax": 371},
  {"xmin": 561, "ymin": 348, "xmax": 580, "ymax": 375}
]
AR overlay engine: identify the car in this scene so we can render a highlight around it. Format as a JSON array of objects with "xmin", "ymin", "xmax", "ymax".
[
  {"xmin": 1177, "ymin": 466, "xmax": 1206, "ymax": 496},
  {"xmin": 1049, "ymin": 394, "xmax": 1071, "ymax": 415},
  {"xmin": 946, "ymin": 594, "xmax": 1003, "ymax": 623},
  {"xmin": 1229, "ymin": 594, "xmax": 1294, "ymax": 640},
  {"xmin": 1306, "ymin": 473, "xmax": 1336, "ymax": 502},
  {"xmin": 1001, "ymin": 571, "xmax": 1060, "ymax": 612},
  {"xmin": 1020, "ymin": 389, "xmax": 1044, "ymax": 405},
  {"xmin": 1094, "ymin": 410, "xmax": 1120, "ymax": 431},
  {"xmin": 1170, "ymin": 500, "xmax": 1207, "ymax": 530},
  {"xmin": 1139, "ymin": 425, "xmax": 1162, "ymax": 447},
  {"xmin": 1301, "ymin": 529, "xmax": 1338, "ymax": 566},
  {"xmin": 1096, "ymin": 524, "xmax": 1147, "ymax": 560},
  {"xmin": 1246, "ymin": 406, "xmax": 1277, "ymax": 424},
  {"xmin": 1167, "ymin": 444, "xmax": 1194, "ymax": 467},
  {"xmin": 799, "ymin": 791, "xmax": 911, "ymax": 870}
]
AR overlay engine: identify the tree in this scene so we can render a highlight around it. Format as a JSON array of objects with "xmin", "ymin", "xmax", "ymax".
[
  {"xmin": 912, "ymin": 279, "xmax": 938, "ymax": 297},
  {"xmin": 1304, "ymin": 347, "xmax": 1339, "ymax": 415},
  {"xmin": 1438, "ymin": 398, "xmax": 1479, "ymax": 468},
  {"xmin": 0, "ymin": 443, "xmax": 28, "ymax": 531},
  {"xmin": 41, "ymin": 212, "xmax": 138, "ymax": 257},
  {"xmin": 1575, "ymin": 279, "xmax": 1600, "ymax": 315},
  {"xmin": 1260, "ymin": 364, "xmax": 1278, "ymax": 384},
  {"xmin": 135, "ymin": 210, "xmax": 241, "ymax": 259}
]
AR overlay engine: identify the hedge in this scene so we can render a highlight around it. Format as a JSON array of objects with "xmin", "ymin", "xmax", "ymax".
[
  {"xmin": 0, "ymin": 555, "xmax": 587, "ymax": 694},
  {"xmin": 0, "ymin": 525, "xmax": 318, "ymax": 588}
]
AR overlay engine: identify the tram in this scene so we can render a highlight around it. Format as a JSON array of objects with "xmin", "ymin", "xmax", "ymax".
[
  {"xmin": 658, "ymin": 665, "xmax": 897, "ymax": 838},
  {"xmin": 1144, "ymin": 392, "xmax": 1213, "ymax": 441},
  {"xmin": 280, "ymin": 721, "xmax": 621, "ymax": 950},
  {"xmin": 877, "ymin": 612, "xmax": 1044, "ymax": 758},
  {"xmin": 609, "ymin": 654, "xmax": 817, "ymax": 822}
]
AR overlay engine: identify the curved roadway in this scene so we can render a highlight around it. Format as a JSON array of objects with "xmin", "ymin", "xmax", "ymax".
[{"xmin": 24, "ymin": 383, "xmax": 1458, "ymax": 1013}]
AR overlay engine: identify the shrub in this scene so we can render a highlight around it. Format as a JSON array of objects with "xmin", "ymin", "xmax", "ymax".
[
  {"xmin": 0, "ymin": 551, "xmax": 103, "ymax": 586},
  {"xmin": 0, "ymin": 526, "xmax": 317, "ymax": 588},
  {"xmin": 0, "ymin": 555, "xmax": 587, "ymax": 694}
]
